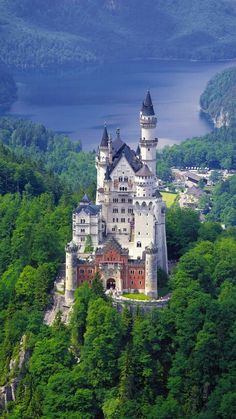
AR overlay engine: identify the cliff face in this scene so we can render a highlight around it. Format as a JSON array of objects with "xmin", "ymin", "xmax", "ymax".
[
  {"xmin": 212, "ymin": 108, "xmax": 230, "ymax": 128},
  {"xmin": 200, "ymin": 67, "xmax": 236, "ymax": 128}
]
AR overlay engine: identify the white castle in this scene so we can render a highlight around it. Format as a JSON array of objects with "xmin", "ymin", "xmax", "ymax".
[{"xmin": 65, "ymin": 91, "xmax": 168, "ymax": 304}]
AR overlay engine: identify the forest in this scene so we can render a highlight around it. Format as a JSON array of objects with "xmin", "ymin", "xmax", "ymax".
[
  {"xmin": 156, "ymin": 126, "xmax": 236, "ymax": 181},
  {"xmin": 200, "ymin": 67, "xmax": 236, "ymax": 127},
  {"xmin": 1, "ymin": 0, "xmax": 236, "ymax": 70},
  {"xmin": 0, "ymin": 117, "xmax": 235, "ymax": 417}
]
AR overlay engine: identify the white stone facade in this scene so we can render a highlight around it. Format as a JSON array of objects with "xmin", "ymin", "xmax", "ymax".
[{"xmin": 65, "ymin": 92, "xmax": 168, "ymax": 305}]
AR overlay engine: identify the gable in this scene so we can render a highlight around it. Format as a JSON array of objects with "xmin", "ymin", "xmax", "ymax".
[{"xmin": 110, "ymin": 155, "xmax": 135, "ymax": 179}]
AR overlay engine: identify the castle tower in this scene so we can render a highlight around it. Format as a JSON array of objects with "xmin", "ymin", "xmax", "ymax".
[
  {"xmin": 139, "ymin": 91, "xmax": 158, "ymax": 175},
  {"xmin": 132, "ymin": 165, "xmax": 155, "ymax": 258},
  {"xmin": 96, "ymin": 126, "xmax": 109, "ymax": 203},
  {"xmin": 145, "ymin": 244, "xmax": 158, "ymax": 298},
  {"xmin": 65, "ymin": 241, "xmax": 78, "ymax": 306}
]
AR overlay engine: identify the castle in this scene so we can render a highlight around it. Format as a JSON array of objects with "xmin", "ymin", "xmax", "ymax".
[{"xmin": 65, "ymin": 91, "xmax": 168, "ymax": 305}]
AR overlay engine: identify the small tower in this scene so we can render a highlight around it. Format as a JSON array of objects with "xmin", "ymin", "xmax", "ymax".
[
  {"xmin": 139, "ymin": 91, "xmax": 158, "ymax": 175},
  {"xmin": 96, "ymin": 125, "xmax": 109, "ymax": 203},
  {"xmin": 65, "ymin": 241, "xmax": 78, "ymax": 306},
  {"xmin": 145, "ymin": 243, "xmax": 158, "ymax": 298}
]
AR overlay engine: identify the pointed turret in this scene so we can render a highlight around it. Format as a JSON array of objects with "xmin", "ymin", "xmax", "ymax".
[
  {"xmin": 80, "ymin": 194, "xmax": 90, "ymax": 205},
  {"xmin": 100, "ymin": 125, "xmax": 109, "ymax": 147},
  {"xmin": 139, "ymin": 90, "xmax": 158, "ymax": 175},
  {"xmin": 141, "ymin": 91, "xmax": 155, "ymax": 116}
]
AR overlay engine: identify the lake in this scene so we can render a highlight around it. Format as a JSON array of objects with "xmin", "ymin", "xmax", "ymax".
[{"xmin": 8, "ymin": 59, "xmax": 236, "ymax": 151}]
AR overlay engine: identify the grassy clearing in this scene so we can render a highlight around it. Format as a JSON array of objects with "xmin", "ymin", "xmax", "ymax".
[
  {"xmin": 123, "ymin": 293, "xmax": 151, "ymax": 300},
  {"xmin": 160, "ymin": 192, "xmax": 177, "ymax": 208}
]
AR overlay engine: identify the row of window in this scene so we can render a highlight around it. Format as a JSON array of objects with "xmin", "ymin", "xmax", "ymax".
[
  {"xmin": 130, "ymin": 270, "xmax": 143, "ymax": 275},
  {"xmin": 79, "ymin": 269, "xmax": 93, "ymax": 274},
  {"xmin": 112, "ymin": 217, "xmax": 127, "ymax": 223},
  {"xmin": 112, "ymin": 208, "xmax": 133, "ymax": 214},
  {"xmin": 113, "ymin": 198, "xmax": 132, "ymax": 203},
  {"xmin": 112, "ymin": 227, "xmax": 127, "ymax": 232}
]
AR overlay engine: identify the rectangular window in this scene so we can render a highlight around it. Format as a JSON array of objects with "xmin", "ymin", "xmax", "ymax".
[
  {"xmin": 121, "ymin": 198, "xmax": 125, "ymax": 203},
  {"xmin": 121, "ymin": 218, "xmax": 125, "ymax": 223},
  {"xmin": 80, "ymin": 269, "xmax": 84, "ymax": 274},
  {"xmin": 128, "ymin": 208, "xmax": 133, "ymax": 214},
  {"xmin": 121, "ymin": 208, "xmax": 125, "ymax": 213},
  {"xmin": 128, "ymin": 199, "xmax": 132, "ymax": 204},
  {"xmin": 113, "ymin": 198, "xmax": 118, "ymax": 203},
  {"xmin": 113, "ymin": 208, "xmax": 118, "ymax": 213}
]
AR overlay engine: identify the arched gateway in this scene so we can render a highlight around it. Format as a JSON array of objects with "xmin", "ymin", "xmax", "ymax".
[{"xmin": 106, "ymin": 278, "xmax": 116, "ymax": 289}]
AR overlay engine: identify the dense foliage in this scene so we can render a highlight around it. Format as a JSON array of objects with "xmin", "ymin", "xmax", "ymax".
[
  {"xmin": 1, "ymin": 0, "xmax": 236, "ymax": 69},
  {"xmin": 0, "ymin": 64, "xmax": 17, "ymax": 112},
  {"xmin": 156, "ymin": 127, "xmax": 236, "ymax": 181},
  {"xmin": 0, "ymin": 118, "xmax": 96, "ymax": 194},
  {"xmin": 5, "ymin": 225, "xmax": 236, "ymax": 418},
  {"xmin": 200, "ymin": 67, "xmax": 236, "ymax": 127},
  {"xmin": 207, "ymin": 174, "xmax": 236, "ymax": 226},
  {"xmin": 0, "ymin": 117, "xmax": 235, "ymax": 417}
]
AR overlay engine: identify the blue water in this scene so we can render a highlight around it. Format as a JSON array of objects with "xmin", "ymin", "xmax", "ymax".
[{"xmin": 8, "ymin": 59, "xmax": 236, "ymax": 151}]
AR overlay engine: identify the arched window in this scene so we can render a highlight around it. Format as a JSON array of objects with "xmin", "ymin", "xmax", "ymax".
[{"xmin": 137, "ymin": 241, "xmax": 142, "ymax": 248}]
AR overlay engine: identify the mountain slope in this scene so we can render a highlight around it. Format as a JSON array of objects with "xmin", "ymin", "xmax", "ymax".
[
  {"xmin": 1, "ymin": 0, "xmax": 236, "ymax": 70},
  {"xmin": 200, "ymin": 67, "xmax": 236, "ymax": 127}
]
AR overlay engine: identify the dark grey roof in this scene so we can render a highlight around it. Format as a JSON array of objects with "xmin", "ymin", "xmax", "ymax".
[
  {"xmin": 96, "ymin": 236, "xmax": 129, "ymax": 256},
  {"xmin": 104, "ymin": 166, "xmax": 111, "ymax": 181},
  {"xmin": 141, "ymin": 91, "xmax": 155, "ymax": 116},
  {"xmin": 110, "ymin": 142, "xmax": 143, "ymax": 174},
  {"xmin": 74, "ymin": 204, "xmax": 101, "ymax": 216},
  {"xmin": 136, "ymin": 164, "xmax": 153, "ymax": 177},
  {"xmin": 100, "ymin": 126, "xmax": 109, "ymax": 147},
  {"xmin": 80, "ymin": 194, "xmax": 90, "ymax": 204},
  {"xmin": 112, "ymin": 137, "xmax": 124, "ymax": 155}
]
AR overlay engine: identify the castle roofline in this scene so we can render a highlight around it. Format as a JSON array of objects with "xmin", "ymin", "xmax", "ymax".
[{"xmin": 136, "ymin": 164, "xmax": 153, "ymax": 177}]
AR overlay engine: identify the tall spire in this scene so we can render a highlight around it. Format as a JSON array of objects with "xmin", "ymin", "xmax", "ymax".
[
  {"xmin": 141, "ymin": 90, "xmax": 155, "ymax": 116},
  {"xmin": 100, "ymin": 124, "xmax": 109, "ymax": 147}
]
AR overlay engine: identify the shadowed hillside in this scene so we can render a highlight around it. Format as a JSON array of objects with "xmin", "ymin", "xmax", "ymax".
[{"xmin": 1, "ymin": 0, "xmax": 236, "ymax": 70}]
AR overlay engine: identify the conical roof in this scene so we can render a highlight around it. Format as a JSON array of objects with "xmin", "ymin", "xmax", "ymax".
[
  {"xmin": 80, "ymin": 194, "xmax": 90, "ymax": 204},
  {"xmin": 136, "ymin": 164, "xmax": 153, "ymax": 177},
  {"xmin": 100, "ymin": 125, "xmax": 109, "ymax": 147},
  {"xmin": 141, "ymin": 90, "xmax": 155, "ymax": 116}
]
